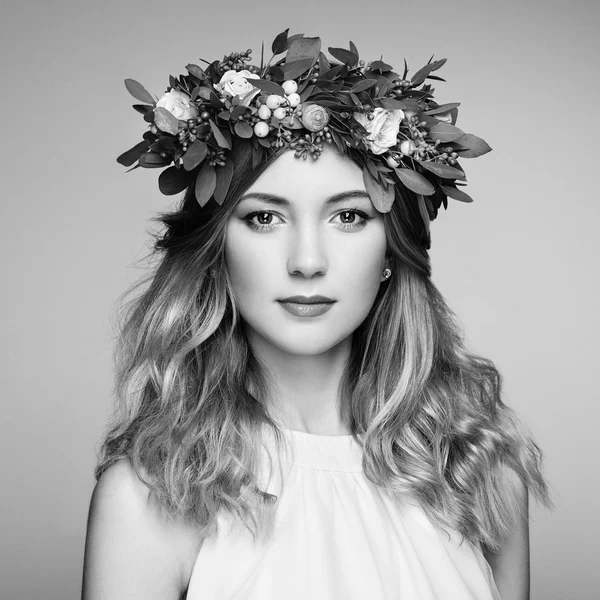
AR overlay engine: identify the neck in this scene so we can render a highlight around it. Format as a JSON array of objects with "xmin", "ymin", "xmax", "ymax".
[{"xmin": 246, "ymin": 325, "xmax": 352, "ymax": 436}]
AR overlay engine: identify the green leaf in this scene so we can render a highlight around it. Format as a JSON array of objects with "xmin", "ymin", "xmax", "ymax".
[
  {"xmin": 425, "ymin": 102, "xmax": 461, "ymax": 116},
  {"xmin": 328, "ymin": 47, "xmax": 358, "ymax": 68},
  {"xmin": 441, "ymin": 185, "xmax": 473, "ymax": 203},
  {"xmin": 349, "ymin": 40, "xmax": 359, "ymax": 57},
  {"xmin": 286, "ymin": 36, "xmax": 321, "ymax": 63},
  {"xmin": 195, "ymin": 87, "xmax": 212, "ymax": 101},
  {"xmin": 363, "ymin": 167, "xmax": 395, "ymax": 212},
  {"xmin": 124, "ymin": 79, "xmax": 155, "ymax": 105},
  {"xmin": 410, "ymin": 59, "xmax": 447, "ymax": 87},
  {"xmin": 377, "ymin": 98, "xmax": 408, "ymax": 110},
  {"xmin": 368, "ymin": 60, "xmax": 393, "ymax": 73},
  {"xmin": 154, "ymin": 107, "xmax": 180, "ymax": 135},
  {"xmin": 416, "ymin": 160, "xmax": 466, "ymax": 180},
  {"xmin": 132, "ymin": 104, "xmax": 153, "ymax": 115},
  {"xmin": 138, "ymin": 152, "xmax": 170, "ymax": 168},
  {"xmin": 182, "ymin": 140, "xmax": 208, "ymax": 171},
  {"xmin": 209, "ymin": 120, "xmax": 231, "ymax": 149},
  {"xmin": 159, "ymin": 166, "xmax": 190, "ymax": 195},
  {"xmin": 350, "ymin": 79, "xmax": 377, "ymax": 93},
  {"xmin": 195, "ymin": 162, "xmax": 217, "ymax": 207},
  {"xmin": 185, "ymin": 64, "xmax": 206, "ymax": 80},
  {"xmin": 319, "ymin": 64, "xmax": 347, "ymax": 81},
  {"xmin": 394, "ymin": 168, "xmax": 435, "ymax": 195},
  {"xmin": 453, "ymin": 133, "xmax": 492, "ymax": 158},
  {"xmin": 285, "ymin": 33, "xmax": 305, "ymax": 50},
  {"xmin": 214, "ymin": 158, "xmax": 234, "ymax": 205},
  {"xmin": 272, "ymin": 28, "xmax": 289, "ymax": 54},
  {"xmin": 117, "ymin": 140, "xmax": 152, "ymax": 167},
  {"xmin": 250, "ymin": 78, "xmax": 285, "ymax": 96},
  {"xmin": 280, "ymin": 58, "xmax": 314, "ymax": 80},
  {"xmin": 234, "ymin": 121, "xmax": 254, "ymax": 138},
  {"xmin": 428, "ymin": 122, "xmax": 464, "ymax": 143}
]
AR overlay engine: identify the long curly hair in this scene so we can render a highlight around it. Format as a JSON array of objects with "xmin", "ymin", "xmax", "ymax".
[{"xmin": 97, "ymin": 139, "xmax": 551, "ymax": 551}]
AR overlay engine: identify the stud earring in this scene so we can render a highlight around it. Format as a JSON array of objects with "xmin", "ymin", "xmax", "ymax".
[{"xmin": 382, "ymin": 268, "xmax": 392, "ymax": 280}]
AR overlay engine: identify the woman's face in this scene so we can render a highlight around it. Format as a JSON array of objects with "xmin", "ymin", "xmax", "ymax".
[{"xmin": 225, "ymin": 145, "xmax": 389, "ymax": 356}]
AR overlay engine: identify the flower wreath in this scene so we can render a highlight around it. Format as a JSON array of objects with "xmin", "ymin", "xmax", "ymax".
[{"xmin": 117, "ymin": 29, "xmax": 491, "ymax": 234}]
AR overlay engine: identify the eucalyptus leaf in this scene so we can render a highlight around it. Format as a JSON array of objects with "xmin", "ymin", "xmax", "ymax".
[
  {"xmin": 441, "ymin": 185, "xmax": 474, "ymax": 203},
  {"xmin": 328, "ymin": 47, "xmax": 358, "ymax": 68},
  {"xmin": 350, "ymin": 79, "xmax": 377, "ymax": 93},
  {"xmin": 394, "ymin": 168, "xmax": 435, "ymax": 195},
  {"xmin": 185, "ymin": 64, "xmax": 206, "ymax": 80},
  {"xmin": 124, "ymin": 79, "xmax": 156, "ymax": 105},
  {"xmin": 234, "ymin": 121, "xmax": 254, "ymax": 138},
  {"xmin": 417, "ymin": 159, "xmax": 466, "ymax": 180},
  {"xmin": 286, "ymin": 37, "xmax": 321, "ymax": 63},
  {"xmin": 154, "ymin": 107, "xmax": 180, "ymax": 135},
  {"xmin": 272, "ymin": 28, "xmax": 290, "ymax": 55},
  {"xmin": 377, "ymin": 97, "xmax": 408, "ymax": 110},
  {"xmin": 453, "ymin": 133, "xmax": 492, "ymax": 158},
  {"xmin": 138, "ymin": 152, "xmax": 170, "ymax": 168},
  {"xmin": 349, "ymin": 41, "xmax": 359, "ymax": 58},
  {"xmin": 250, "ymin": 78, "xmax": 285, "ymax": 96},
  {"xmin": 363, "ymin": 167, "xmax": 394, "ymax": 212},
  {"xmin": 195, "ymin": 162, "xmax": 217, "ymax": 207},
  {"xmin": 428, "ymin": 122, "xmax": 464, "ymax": 143},
  {"xmin": 368, "ymin": 60, "xmax": 393, "ymax": 73},
  {"xmin": 214, "ymin": 158, "xmax": 234, "ymax": 205},
  {"xmin": 319, "ymin": 64, "xmax": 347, "ymax": 81},
  {"xmin": 280, "ymin": 58, "xmax": 314, "ymax": 80},
  {"xmin": 182, "ymin": 140, "xmax": 208, "ymax": 171},
  {"xmin": 209, "ymin": 120, "xmax": 231, "ymax": 149},
  {"xmin": 116, "ymin": 140, "xmax": 152, "ymax": 167},
  {"xmin": 159, "ymin": 166, "xmax": 190, "ymax": 195},
  {"xmin": 132, "ymin": 104, "xmax": 153, "ymax": 115},
  {"xmin": 285, "ymin": 33, "xmax": 305, "ymax": 50},
  {"xmin": 425, "ymin": 102, "xmax": 461, "ymax": 116}
]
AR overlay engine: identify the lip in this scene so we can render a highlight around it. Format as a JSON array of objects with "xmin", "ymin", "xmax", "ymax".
[
  {"xmin": 278, "ymin": 301, "xmax": 334, "ymax": 318},
  {"xmin": 278, "ymin": 295, "xmax": 335, "ymax": 304}
]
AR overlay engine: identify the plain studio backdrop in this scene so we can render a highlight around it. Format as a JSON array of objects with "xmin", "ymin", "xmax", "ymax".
[{"xmin": 1, "ymin": 0, "xmax": 598, "ymax": 598}]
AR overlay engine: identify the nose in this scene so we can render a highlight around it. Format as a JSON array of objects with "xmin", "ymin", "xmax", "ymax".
[{"xmin": 286, "ymin": 221, "xmax": 328, "ymax": 278}]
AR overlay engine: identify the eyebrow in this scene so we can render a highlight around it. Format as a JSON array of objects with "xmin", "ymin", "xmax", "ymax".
[{"xmin": 237, "ymin": 190, "xmax": 372, "ymax": 207}]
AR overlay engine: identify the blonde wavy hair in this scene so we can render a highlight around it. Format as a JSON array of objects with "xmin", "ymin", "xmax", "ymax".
[{"xmin": 97, "ymin": 140, "xmax": 551, "ymax": 551}]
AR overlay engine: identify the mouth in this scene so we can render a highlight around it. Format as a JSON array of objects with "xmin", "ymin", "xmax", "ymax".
[
  {"xmin": 277, "ymin": 295, "xmax": 336, "ymax": 318},
  {"xmin": 278, "ymin": 295, "xmax": 335, "ymax": 304}
]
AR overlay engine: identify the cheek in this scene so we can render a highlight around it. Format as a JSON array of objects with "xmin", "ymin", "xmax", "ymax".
[{"xmin": 224, "ymin": 225, "xmax": 276, "ymax": 303}]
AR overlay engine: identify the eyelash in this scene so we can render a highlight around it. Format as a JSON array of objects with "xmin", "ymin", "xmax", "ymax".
[{"xmin": 242, "ymin": 208, "xmax": 373, "ymax": 232}]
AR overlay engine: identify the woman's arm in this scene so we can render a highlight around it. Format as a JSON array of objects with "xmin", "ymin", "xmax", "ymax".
[
  {"xmin": 483, "ymin": 467, "xmax": 530, "ymax": 600},
  {"xmin": 81, "ymin": 460, "xmax": 201, "ymax": 600}
]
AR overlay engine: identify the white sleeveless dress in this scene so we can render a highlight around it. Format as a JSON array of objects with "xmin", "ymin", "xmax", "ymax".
[{"xmin": 186, "ymin": 428, "xmax": 501, "ymax": 599}]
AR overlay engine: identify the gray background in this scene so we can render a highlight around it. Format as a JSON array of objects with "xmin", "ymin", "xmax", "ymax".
[{"xmin": 1, "ymin": 0, "xmax": 598, "ymax": 597}]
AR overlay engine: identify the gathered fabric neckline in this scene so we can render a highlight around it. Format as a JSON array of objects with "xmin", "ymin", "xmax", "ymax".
[{"xmin": 279, "ymin": 427, "xmax": 364, "ymax": 473}]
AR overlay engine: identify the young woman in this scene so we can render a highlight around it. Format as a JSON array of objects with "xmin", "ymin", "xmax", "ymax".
[{"xmin": 82, "ymin": 31, "xmax": 551, "ymax": 600}]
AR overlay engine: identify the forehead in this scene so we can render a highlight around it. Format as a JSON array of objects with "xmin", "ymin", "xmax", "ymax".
[{"xmin": 240, "ymin": 145, "xmax": 370, "ymax": 207}]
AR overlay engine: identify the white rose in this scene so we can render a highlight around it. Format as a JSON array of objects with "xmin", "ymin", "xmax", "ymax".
[
  {"xmin": 155, "ymin": 90, "xmax": 198, "ymax": 121},
  {"xmin": 353, "ymin": 108, "xmax": 404, "ymax": 155},
  {"xmin": 215, "ymin": 69, "xmax": 259, "ymax": 98}
]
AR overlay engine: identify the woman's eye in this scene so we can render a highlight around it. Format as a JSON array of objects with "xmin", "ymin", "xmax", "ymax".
[
  {"xmin": 335, "ymin": 209, "xmax": 372, "ymax": 230},
  {"xmin": 243, "ymin": 211, "xmax": 282, "ymax": 231}
]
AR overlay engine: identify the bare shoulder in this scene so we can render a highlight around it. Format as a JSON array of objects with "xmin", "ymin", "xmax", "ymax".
[{"xmin": 82, "ymin": 459, "xmax": 203, "ymax": 600}]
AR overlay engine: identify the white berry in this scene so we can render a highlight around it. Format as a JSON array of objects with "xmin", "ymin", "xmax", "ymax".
[
  {"xmin": 386, "ymin": 156, "xmax": 400, "ymax": 168},
  {"xmin": 258, "ymin": 105, "xmax": 272, "ymax": 120},
  {"xmin": 282, "ymin": 80, "xmax": 298, "ymax": 95},
  {"xmin": 254, "ymin": 122, "xmax": 269, "ymax": 138},
  {"xmin": 273, "ymin": 107, "xmax": 287, "ymax": 120},
  {"xmin": 266, "ymin": 94, "xmax": 283, "ymax": 109},
  {"xmin": 287, "ymin": 93, "xmax": 301, "ymax": 108}
]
